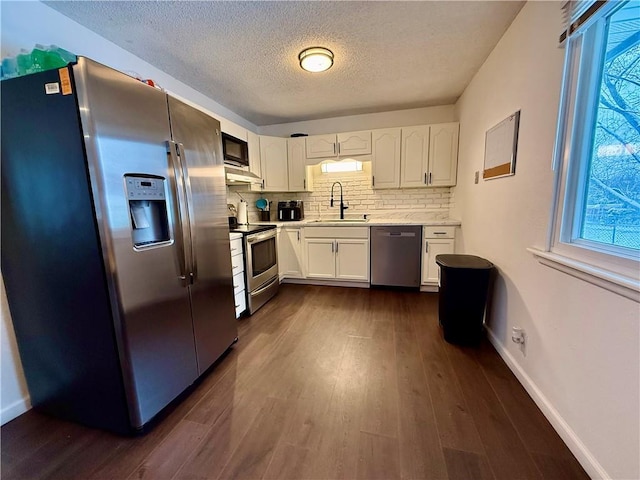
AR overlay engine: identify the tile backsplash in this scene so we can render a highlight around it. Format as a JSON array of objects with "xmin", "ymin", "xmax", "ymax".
[{"xmin": 227, "ymin": 162, "xmax": 453, "ymax": 222}]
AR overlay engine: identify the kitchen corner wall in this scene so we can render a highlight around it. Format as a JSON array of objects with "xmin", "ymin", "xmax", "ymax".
[
  {"xmin": 228, "ymin": 163, "xmax": 453, "ymax": 223},
  {"xmin": 452, "ymin": 2, "xmax": 639, "ymax": 479}
]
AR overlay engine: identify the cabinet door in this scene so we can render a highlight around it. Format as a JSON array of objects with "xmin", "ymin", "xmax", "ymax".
[
  {"xmin": 306, "ymin": 134, "xmax": 336, "ymax": 159},
  {"xmin": 400, "ymin": 125, "xmax": 430, "ymax": 188},
  {"xmin": 247, "ymin": 130, "xmax": 262, "ymax": 178},
  {"xmin": 428, "ymin": 123, "xmax": 459, "ymax": 187},
  {"xmin": 278, "ymin": 228, "xmax": 303, "ymax": 278},
  {"xmin": 371, "ymin": 128, "xmax": 401, "ymax": 189},
  {"xmin": 422, "ymin": 238, "xmax": 454, "ymax": 285},
  {"xmin": 336, "ymin": 239, "xmax": 370, "ymax": 281},
  {"xmin": 247, "ymin": 131, "xmax": 263, "ymax": 192},
  {"xmin": 287, "ymin": 137, "xmax": 307, "ymax": 192},
  {"xmin": 338, "ymin": 131, "xmax": 371, "ymax": 156},
  {"xmin": 305, "ymin": 238, "xmax": 336, "ymax": 279},
  {"xmin": 260, "ymin": 135, "xmax": 289, "ymax": 191}
]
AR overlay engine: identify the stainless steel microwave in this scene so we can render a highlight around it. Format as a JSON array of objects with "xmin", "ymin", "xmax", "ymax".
[{"xmin": 221, "ymin": 133, "xmax": 249, "ymax": 167}]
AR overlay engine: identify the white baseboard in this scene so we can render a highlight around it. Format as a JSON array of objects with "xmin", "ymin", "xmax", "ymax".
[
  {"xmin": 281, "ymin": 278, "xmax": 370, "ymax": 289},
  {"xmin": 0, "ymin": 395, "xmax": 31, "ymax": 426},
  {"xmin": 485, "ymin": 328, "xmax": 608, "ymax": 480}
]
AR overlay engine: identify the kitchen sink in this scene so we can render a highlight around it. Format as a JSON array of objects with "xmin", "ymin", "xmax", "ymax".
[{"xmin": 310, "ymin": 219, "xmax": 369, "ymax": 223}]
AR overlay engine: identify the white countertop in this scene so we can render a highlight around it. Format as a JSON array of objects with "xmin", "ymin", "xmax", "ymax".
[{"xmin": 252, "ymin": 218, "xmax": 461, "ymax": 227}]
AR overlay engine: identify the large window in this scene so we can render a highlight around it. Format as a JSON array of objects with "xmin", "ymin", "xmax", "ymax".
[{"xmin": 548, "ymin": 0, "xmax": 639, "ymax": 297}]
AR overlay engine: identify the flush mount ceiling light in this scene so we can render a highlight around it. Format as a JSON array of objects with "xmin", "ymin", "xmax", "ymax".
[{"xmin": 298, "ymin": 47, "xmax": 334, "ymax": 73}]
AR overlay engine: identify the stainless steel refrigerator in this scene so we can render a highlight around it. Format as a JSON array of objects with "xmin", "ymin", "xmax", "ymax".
[{"xmin": 1, "ymin": 58, "xmax": 238, "ymax": 434}]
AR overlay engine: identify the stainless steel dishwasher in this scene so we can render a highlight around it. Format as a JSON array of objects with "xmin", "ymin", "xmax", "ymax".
[{"xmin": 370, "ymin": 226, "xmax": 422, "ymax": 287}]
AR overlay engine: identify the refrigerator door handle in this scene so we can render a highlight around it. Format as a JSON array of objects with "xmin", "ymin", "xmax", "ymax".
[
  {"xmin": 167, "ymin": 140, "xmax": 191, "ymax": 286},
  {"xmin": 176, "ymin": 142, "xmax": 198, "ymax": 283}
]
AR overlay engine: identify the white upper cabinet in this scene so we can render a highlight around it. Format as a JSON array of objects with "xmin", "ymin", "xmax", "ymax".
[
  {"xmin": 306, "ymin": 131, "xmax": 371, "ymax": 159},
  {"xmin": 336, "ymin": 131, "xmax": 371, "ymax": 156},
  {"xmin": 287, "ymin": 137, "xmax": 309, "ymax": 192},
  {"xmin": 428, "ymin": 122, "xmax": 459, "ymax": 187},
  {"xmin": 247, "ymin": 130, "xmax": 261, "ymax": 179},
  {"xmin": 400, "ymin": 125, "xmax": 430, "ymax": 188},
  {"xmin": 373, "ymin": 122, "xmax": 459, "ymax": 189},
  {"xmin": 371, "ymin": 128, "xmax": 401, "ymax": 189},
  {"xmin": 220, "ymin": 119, "xmax": 247, "ymax": 142},
  {"xmin": 259, "ymin": 136, "xmax": 312, "ymax": 192},
  {"xmin": 306, "ymin": 134, "xmax": 336, "ymax": 158},
  {"xmin": 260, "ymin": 136, "xmax": 289, "ymax": 192}
]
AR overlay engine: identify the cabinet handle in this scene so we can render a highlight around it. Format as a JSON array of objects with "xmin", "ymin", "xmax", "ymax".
[
  {"xmin": 425, "ymin": 241, "xmax": 429, "ymax": 253},
  {"xmin": 336, "ymin": 241, "xmax": 339, "ymax": 253},
  {"xmin": 338, "ymin": 143, "xmax": 341, "ymax": 155},
  {"xmin": 433, "ymin": 232, "xmax": 447, "ymax": 235},
  {"xmin": 372, "ymin": 175, "xmax": 375, "ymax": 187},
  {"xmin": 429, "ymin": 172, "xmax": 432, "ymax": 184},
  {"xmin": 333, "ymin": 143, "xmax": 336, "ymax": 155},
  {"xmin": 303, "ymin": 178, "xmax": 306, "ymax": 189},
  {"xmin": 262, "ymin": 179, "xmax": 265, "ymax": 189},
  {"xmin": 424, "ymin": 172, "xmax": 427, "ymax": 184},
  {"xmin": 297, "ymin": 231, "xmax": 300, "ymax": 242}
]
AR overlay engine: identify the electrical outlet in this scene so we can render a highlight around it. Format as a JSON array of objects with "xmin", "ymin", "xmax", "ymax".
[
  {"xmin": 474, "ymin": 171, "xmax": 479, "ymax": 184},
  {"xmin": 512, "ymin": 327, "xmax": 525, "ymax": 345}
]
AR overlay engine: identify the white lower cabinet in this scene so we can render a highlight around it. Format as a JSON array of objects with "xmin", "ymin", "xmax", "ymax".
[
  {"xmin": 335, "ymin": 239, "xmax": 369, "ymax": 280},
  {"xmin": 277, "ymin": 227, "xmax": 304, "ymax": 279},
  {"xmin": 303, "ymin": 227, "xmax": 369, "ymax": 283},
  {"xmin": 421, "ymin": 226, "xmax": 455, "ymax": 287},
  {"xmin": 229, "ymin": 235, "xmax": 246, "ymax": 318},
  {"xmin": 305, "ymin": 239, "xmax": 336, "ymax": 279}
]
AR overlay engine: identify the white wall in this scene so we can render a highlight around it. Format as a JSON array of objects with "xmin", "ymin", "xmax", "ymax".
[
  {"xmin": 0, "ymin": 278, "xmax": 30, "ymax": 425},
  {"xmin": 452, "ymin": 3, "xmax": 639, "ymax": 479},
  {"xmin": 0, "ymin": 1, "xmax": 256, "ymax": 133},
  {"xmin": 258, "ymin": 105, "xmax": 455, "ymax": 137},
  {"xmin": 0, "ymin": 0, "xmax": 258, "ymax": 424}
]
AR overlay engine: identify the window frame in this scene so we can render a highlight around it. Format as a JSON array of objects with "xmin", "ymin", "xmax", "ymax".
[{"xmin": 539, "ymin": 0, "xmax": 640, "ymax": 301}]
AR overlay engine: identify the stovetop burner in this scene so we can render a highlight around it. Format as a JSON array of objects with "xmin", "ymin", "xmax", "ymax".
[{"xmin": 229, "ymin": 224, "xmax": 277, "ymax": 235}]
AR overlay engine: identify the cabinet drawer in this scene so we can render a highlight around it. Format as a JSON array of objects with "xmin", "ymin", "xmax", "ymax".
[
  {"xmin": 231, "ymin": 251, "xmax": 244, "ymax": 274},
  {"xmin": 423, "ymin": 226, "xmax": 455, "ymax": 239},
  {"xmin": 230, "ymin": 238, "xmax": 243, "ymax": 255},
  {"xmin": 234, "ymin": 290, "xmax": 246, "ymax": 318},
  {"xmin": 233, "ymin": 271, "xmax": 245, "ymax": 295},
  {"xmin": 304, "ymin": 226, "xmax": 369, "ymax": 239}
]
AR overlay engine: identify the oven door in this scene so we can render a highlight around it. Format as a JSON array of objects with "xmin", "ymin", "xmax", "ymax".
[{"xmin": 245, "ymin": 229, "xmax": 278, "ymax": 291}]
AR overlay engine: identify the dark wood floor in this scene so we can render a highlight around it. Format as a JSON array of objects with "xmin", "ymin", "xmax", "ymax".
[{"xmin": 1, "ymin": 285, "xmax": 588, "ymax": 480}]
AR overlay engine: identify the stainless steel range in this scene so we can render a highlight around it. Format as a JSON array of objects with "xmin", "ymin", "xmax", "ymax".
[{"xmin": 230, "ymin": 224, "xmax": 279, "ymax": 314}]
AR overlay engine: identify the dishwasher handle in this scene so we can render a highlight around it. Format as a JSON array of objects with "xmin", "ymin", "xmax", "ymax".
[{"xmin": 377, "ymin": 231, "xmax": 416, "ymax": 237}]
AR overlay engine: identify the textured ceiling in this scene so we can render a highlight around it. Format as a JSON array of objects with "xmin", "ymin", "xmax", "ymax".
[{"xmin": 45, "ymin": 1, "xmax": 525, "ymax": 126}]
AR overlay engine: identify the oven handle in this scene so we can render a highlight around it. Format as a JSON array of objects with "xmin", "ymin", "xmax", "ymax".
[
  {"xmin": 246, "ymin": 229, "xmax": 277, "ymax": 243},
  {"xmin": 251, "ymin": 276, "xmax": 279, "ymax": 296}
]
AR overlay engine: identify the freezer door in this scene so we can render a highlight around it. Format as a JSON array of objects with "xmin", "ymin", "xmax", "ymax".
[
  {"xmin": 167, "ymin": 96, "xmax": 238, "ymax": 374},
  {"xmin": 74, "ymin": 58, "xmax": 198, "ymax": 427}
]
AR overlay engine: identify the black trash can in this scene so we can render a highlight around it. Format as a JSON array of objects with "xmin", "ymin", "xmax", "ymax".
[{"xmin": 436, "ymin": 254, "xmax": 494, "ymax": 345}]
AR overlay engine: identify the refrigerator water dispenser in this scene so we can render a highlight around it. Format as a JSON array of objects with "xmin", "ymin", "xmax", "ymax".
[{"xmin": 125, "ymin": 175, "xmax": 170, "ymax": 248}]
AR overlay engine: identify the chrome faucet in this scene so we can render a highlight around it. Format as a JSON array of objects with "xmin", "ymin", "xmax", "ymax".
[{"xmin": 330, "ymin": 181, "xmax": 348, "ymax": 219}]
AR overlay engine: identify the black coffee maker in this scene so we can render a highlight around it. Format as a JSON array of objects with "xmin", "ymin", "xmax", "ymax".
[
  {"xmin": 227, "ymin": 203, "xmax": 239, "ymax": 228},
  {"xmin": 277, "ymin": 201, "xmax": 304, "ymax": 221}
]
